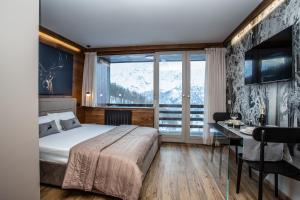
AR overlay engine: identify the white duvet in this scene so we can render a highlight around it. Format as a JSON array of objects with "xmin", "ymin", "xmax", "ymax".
[{"xmin": 39, "ymin": 124, "xmax": 115, "ymax": 164}]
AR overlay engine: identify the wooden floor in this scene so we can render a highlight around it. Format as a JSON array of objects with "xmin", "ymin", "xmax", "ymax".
[{"xmin": 40, "ymin": 143, "xmax": 289, "ymax": 200}]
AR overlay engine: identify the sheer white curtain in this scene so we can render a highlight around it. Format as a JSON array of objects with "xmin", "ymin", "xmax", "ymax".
[
  {"xmin": 203, "ymin": 48, "xmax": 227, "ymax": 144},
  {"xmin": 82, "ymin": 52, "xmax": 98, "ymax": 107}
]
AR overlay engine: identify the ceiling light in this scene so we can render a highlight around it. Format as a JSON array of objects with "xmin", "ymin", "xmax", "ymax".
[{"xmin": 231, "ymin": 0, "xmax": 285, "ymax": 45}]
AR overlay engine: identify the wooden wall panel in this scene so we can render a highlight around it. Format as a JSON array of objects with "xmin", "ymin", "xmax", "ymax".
[
  {"xmin": 84, "ymin": 108, "xmax": 105, "ymax": 124},
  {"xmin": 84, "ymin": 107, "xmax": 154, "ymax": 127},
  {"xmin": 131, "ymin": 109, "xmax": 154, "ymax": 127},
  {"xmin": 72, "ymin": 54, "xmax": 85, "ymax": 122}
]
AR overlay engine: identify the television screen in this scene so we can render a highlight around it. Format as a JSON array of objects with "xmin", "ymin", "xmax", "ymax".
[
  {"xmin": 244, "ymin": 26, "xmax": 293, "ymax": 84},
  {"xmin": 244, "ymin": 51, "xmax": 258, "ymax": 85},
  {"xmin": 260, "ymin": 49, "xmax": 292, "ymax": 83}
]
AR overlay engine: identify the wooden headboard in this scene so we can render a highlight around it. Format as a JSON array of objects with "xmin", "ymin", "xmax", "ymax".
[{"xmin": 39, "ymin": 98, "xmax": 77, "ymax": 116}]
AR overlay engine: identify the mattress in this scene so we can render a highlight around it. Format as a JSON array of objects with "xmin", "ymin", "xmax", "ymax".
[{"xmin": 39, "ymin": 124, "xmax": 115, "ymax": 164}]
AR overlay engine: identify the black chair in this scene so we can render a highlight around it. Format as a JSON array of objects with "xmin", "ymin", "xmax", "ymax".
[
  {"xmin": 212, "ymin": 112, "xmax": 242, "ymax": 123},
  {"xmin": 236, "ymin": 127, "xmax": 300, "ymax": 200},
  {"xmin": 211, "ymin": 112, "xmax": 242, "ymax": 175}
]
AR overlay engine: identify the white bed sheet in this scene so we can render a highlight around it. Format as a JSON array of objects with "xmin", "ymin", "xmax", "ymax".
[{"xmin": 39, "ymin": 124, "xmax": 115, "ymax": 164}]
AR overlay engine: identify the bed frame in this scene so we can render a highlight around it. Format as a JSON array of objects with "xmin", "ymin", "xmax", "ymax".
[{"xmin": 39, "ymin": 97, "xmax": 159, "ymax": 187}]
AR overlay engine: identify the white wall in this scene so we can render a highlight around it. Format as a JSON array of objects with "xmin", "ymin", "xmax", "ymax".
[{"xmin": 0, "ymin": 0, "xmax": 40, "ymax": 200}]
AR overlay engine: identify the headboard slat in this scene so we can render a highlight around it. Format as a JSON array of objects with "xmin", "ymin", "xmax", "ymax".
[{"xmin": 39, "ymin": 98, "xmax": 76, "ymax": 116}]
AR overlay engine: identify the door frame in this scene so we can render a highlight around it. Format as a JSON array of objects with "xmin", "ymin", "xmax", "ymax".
[
  {"xmin": 154, "ymin": 51, "xmax": 205, "ymax": 144},
  {"xmin": 184, "ymin": 51, "xmax": 205, "ymax": 144},
  {"xmin": 154, "ymin": 51, "xmax": 185, "ymax": 143}
]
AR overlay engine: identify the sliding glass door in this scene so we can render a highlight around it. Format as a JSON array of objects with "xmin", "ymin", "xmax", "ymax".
[
  {"xmin": 155, "ymin": 51, "xmax": 206, "ymax": 143},
  {"xmin": 188, "ymin": 53, "xmax": 206, "ymax": 140},
  {"xmin": 157, "ymin": 53, "xmax": 183, "ymax": 140}
]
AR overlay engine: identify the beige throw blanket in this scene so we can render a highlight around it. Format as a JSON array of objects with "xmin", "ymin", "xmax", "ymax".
[{"xmin": 62, "ymin": 125, "xmax": 158, "ymax": 200}]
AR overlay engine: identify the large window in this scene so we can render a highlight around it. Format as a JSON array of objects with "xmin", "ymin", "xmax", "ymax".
[
  {"xmin": 96, "ymin": 52, "xmax": 206, "ymax": 141},
  {"xmin": 97, "ymin": 54, "xmax": 154, "ymax": 106}
]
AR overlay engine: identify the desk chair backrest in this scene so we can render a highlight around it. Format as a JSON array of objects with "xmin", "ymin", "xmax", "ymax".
[
  {"xmin": 252, "ymin": 127, "xmax": 300, "ymax": 143},
  {"xmin": 213, "ymin": 112, "xmax": 242, "ymax": 123}
]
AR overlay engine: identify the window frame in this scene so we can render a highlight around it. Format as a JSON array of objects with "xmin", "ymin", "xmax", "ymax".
[{"xmin": 97, "ymin": 54, "xmax": 155, "ymax": 107}]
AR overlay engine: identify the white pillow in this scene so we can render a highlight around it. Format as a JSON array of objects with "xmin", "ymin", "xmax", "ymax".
[
  {"xmin": 38, "ymin": 115, "xmax": 54, "ymax": 125},
  {"xmin": 47, "ymin": 112, "xmax": 76, "ymax": 131}
]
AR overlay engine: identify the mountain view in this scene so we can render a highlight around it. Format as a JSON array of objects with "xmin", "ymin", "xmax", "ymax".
[{"xmin": 103, "ymin": 61, "xmax": 205, "ymax": 105}]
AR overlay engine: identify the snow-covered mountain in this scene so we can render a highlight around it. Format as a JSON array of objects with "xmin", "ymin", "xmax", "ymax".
[
  {"xmin": 104, "ymin": 62, "xmax": 205, "ymax": 105},
  {"xmin": 110, "ymin": 62, "xmax": 153, "ymax": 93}
]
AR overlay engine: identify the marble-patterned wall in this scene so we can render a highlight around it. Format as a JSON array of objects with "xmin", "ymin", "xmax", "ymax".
[{"xmin": 226, "ymin": 0, "xmax": 300, "ymax": 127}]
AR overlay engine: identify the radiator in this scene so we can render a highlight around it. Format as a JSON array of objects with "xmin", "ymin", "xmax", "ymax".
[{"xmin": 105, "ymin": 110, "xmax": 132, "ymax": 126}]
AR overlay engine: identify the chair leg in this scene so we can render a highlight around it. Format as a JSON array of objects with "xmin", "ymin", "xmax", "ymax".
[
  {"xmin": 211, "ymin": 137, "xmax": 216, "ymax": 162},
  {"xmin": 219, "ymin": 145, "xmax": 224, "ymax": 176},
  {"xmin": 248, "ymin": 166, "xmax": 252, "ymax": 178},
  {"xmin": 235, "ymin": 146, "xmax": 238, "ymax": 164},
  {"xmin": 258, "ymin": 172, "xmax": 264, "ymax": 200},
  {"xmin": 275, "ymin": 174, "xmax": 279, "ymax": 198},
  {"xmin": 236, "ymin": 155, "xmax": 243, "ymax": 193}
]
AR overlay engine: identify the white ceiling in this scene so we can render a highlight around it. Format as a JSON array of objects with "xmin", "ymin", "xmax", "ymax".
[{"xmin": 41, "ymin": 0, "xmax": 262, "ymax": 48}]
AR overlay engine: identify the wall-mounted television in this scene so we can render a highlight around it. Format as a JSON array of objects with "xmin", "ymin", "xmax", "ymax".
[{"xmin": 244, "ymin": 26, "xmax": 293, "ymax": 85}]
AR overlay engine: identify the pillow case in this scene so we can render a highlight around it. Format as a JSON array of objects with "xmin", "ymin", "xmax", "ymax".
[
  {"xmin": 60, "ymin": 117, "xmax": 82, "ymax": 131},
  {"xmin": 38, "ymin": 115, "xmax": 54, "ymax": 124},
  {"xmin": 39, "ymin": 120, "xmax": 60, "ymax": 138},
  {"xmin": 47, "ymin": 112, "xmax": 76, "ymax": 130}
]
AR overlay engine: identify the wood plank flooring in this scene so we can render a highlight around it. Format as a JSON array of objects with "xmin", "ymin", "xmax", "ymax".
[{"xmin": 40, "ymin": 143, "xmax": 289, "ymax": 200}]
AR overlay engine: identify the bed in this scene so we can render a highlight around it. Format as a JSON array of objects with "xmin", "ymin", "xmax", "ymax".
[{"xmin": 39, "ymin": 98, "xmax": 159, "ymax": 200}]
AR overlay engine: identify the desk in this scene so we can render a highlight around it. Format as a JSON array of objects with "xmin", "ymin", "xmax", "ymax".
[
  {"xmin": 209, "ymin": 122, "xmax": 299, "ymax": 200},
  {"xmin": 208, "ymin": 122, "xmax": 242, "ymax": 147},
  {"xmin": 209, "ymin": 122, "xmax": 287, "ymax": 162}
]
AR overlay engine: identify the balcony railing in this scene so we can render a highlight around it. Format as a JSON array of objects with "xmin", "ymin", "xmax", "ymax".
[{"xmin": 159, "ymin": 104, "xmax": 204, "ymax": 135}]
